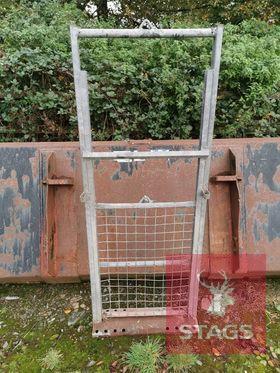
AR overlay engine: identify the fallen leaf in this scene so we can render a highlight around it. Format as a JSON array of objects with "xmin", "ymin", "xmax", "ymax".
[
  {"xmin": 96, "ymin": 361, "xmax": 103, "ymax": 366},
  {"xmin": 50, "ymin": 334, "xmax": 59, "ymax": 340},
  {"xmin": 111, "ymin": 360, "xmax": 118, "ymax": 367},
  {"xmin": 212, "ymin": 348, "xmax": 221, "ymax": 356},
  {"xmin": 64, "ymin": 308, "xmax": 72, "ymax": 314},
  {"xmin": 268, "ymin": 360, "xmax": 275, "ymax": 367}
]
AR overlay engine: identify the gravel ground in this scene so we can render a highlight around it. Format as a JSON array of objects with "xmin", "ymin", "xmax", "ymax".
[{"xmin": 0, "ymin": 280, "xmax": 279, "ymax": 372}]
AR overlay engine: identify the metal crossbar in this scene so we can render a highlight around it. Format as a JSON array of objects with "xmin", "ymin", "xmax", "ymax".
[
  {"xmin": 70, "ymin": 24, "xmax": 223, "ymax": 336},
  {"xmin": 83, "ymin": 150, "xmax": 209, "ymax": 159},
  {"xmin": 78, "ymin": 28, "xmax": 215, "ymax": 38}
]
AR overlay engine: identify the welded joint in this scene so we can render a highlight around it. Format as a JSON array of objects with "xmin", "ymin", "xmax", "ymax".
[
  {"xmin": 201, "ymin": 187, "xmax": 210, "ymax": 200},
  {"xmin": 80, "ymin": 191, "xmax": 93, "ymax": 203},
  {"xmin": 139, "ymin": 195, "xmax": 154, "ymax": 203},
  {"xmin": 139, "ymin": 19, "xmax": 156, "ymax": 30}
]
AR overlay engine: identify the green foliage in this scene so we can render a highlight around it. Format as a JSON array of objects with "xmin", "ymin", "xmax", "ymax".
[
  {"xmin": 0, "ymin": 1, "xmax": 279, "ymax": 142},
  {"xmin": 122, "ymin": 337, "xmax": 163, "ymax": 373},
  {"xmin": 111, "ymin": 0, "xmax": 279, "ymax": 25},
  {"xmin": 216, "ymin": 20, "xmax": 280, "ymax": 138},
  {"xmin": 0, "ymin": 0, "xmax": 87, "ymax": 141},
  {"xmin": 166, "ymin": 354, "xmax": 202, "ymax": 372},
  {"xmin": 193, "ymin": 0, "xmax": 280, "ymax": 24}
]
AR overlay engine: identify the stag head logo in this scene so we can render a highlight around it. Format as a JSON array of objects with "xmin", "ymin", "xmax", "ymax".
[{"xmin": 199, "ymin": 271, "xmax": 235, "ymax": 317}]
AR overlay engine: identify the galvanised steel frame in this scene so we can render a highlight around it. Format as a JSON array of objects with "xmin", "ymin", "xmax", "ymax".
[{"xmin": 70, "ymin": 24, "xmax": 223, "ymax": 336}]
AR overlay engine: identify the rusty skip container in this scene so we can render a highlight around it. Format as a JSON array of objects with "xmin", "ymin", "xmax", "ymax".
[{"xmin": 0, "ymin": 137, "xmax": 279, "ymax": 282}]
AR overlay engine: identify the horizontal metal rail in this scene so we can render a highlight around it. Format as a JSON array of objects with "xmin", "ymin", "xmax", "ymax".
[
  {"xmin": 77, "ymin": 28, "xmax": 216, "ymax": 39},
  {"xmin": 96, "ymin": 201, "xmax": 195, "ymax": 209},
  {"xmin": 100, "ymin": 260, "xmax": 166, "ymax": 268},
  {"xmin": 83, "ymin": 150, "xmax": 209, "ymax": 159},
  {"xmin": 103, "ymin": 308, "xmax": 186, "ymax": 318},
  {"xmin": 99, "ymin": 258, "xmax": 192, "ymax": 268},
  {"xmin": 104, "ymin": 308, "xmax": 166, "ymax": 317}
]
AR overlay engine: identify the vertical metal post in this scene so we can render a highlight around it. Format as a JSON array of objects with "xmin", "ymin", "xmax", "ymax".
[
  {"xmin": 188, "ymin": 25, "xmax": 223, "ymax": 319},
  {"xmin": 70, "ymin": 26, "xmax": 102, "ymax": 323}
]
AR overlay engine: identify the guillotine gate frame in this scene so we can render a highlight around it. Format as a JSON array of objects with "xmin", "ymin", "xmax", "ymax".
[{"xmin": 70, "ymin": 24, "xmax": 223, "ymax": 336}]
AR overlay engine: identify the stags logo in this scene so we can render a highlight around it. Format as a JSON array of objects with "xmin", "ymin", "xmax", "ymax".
[
  {"xmin": 199, "ymin": 270, "xmax": 235, "ymax": 317},
  {"xmin": 166, "ymin": 254, "xmax": 266, "ymax": 355}
]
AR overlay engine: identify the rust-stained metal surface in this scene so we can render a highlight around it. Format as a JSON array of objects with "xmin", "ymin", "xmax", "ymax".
[
  {"xmin": 91, "ymin": 313, "xmax": 196, "ymax": 337},
  {"xmin": 0, "ymin": 147, "xmax": 40, "ymax": 280},
  {"xmin": 0, "ymin": 138, "xmax": 280, "ymax": 282},
  {"xmin": 244, "ymin": 142, "xmax": 280, "ymax": 274}
]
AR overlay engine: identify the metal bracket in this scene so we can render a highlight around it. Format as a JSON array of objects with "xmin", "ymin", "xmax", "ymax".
[
  {"xmin": 208, "ymin": 148, "xmax": 244, "ymax": 273},
  {"xmin": 211, "ymin": 175, "xmax": 242, "ymax": 183},
  {"xmin": 139, "ymin": 195, "xmax": 154, "ymax": 203},
  {"xmin": 42, "ymin": 177, "xmax": 74, "ymax": 186}
]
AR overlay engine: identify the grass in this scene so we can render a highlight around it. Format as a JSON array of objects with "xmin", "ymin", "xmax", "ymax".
[
  {"xmin": 0, "ymin": 280, "xmax": 279, "ymax": 372},
  {"xmin": 166, "ymin": 354, "xmax": 202, "ymax": 372},
  {"xmin": 40, "ymin": 348, "xmax": 63, "ymax": 371},
  {"xmin": 122, "ymin": 337, "xmax": 163, "ymax": 372}
]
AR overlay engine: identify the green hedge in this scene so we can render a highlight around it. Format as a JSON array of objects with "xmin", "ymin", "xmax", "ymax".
[{"xmin": 0, "ymin": 1, "xmax": 279, "ymax": 141}]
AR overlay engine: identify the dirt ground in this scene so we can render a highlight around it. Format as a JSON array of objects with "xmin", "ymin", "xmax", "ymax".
[{"xmin": 0, "ymin": 279, "xmax": 280, "ymax": 372}]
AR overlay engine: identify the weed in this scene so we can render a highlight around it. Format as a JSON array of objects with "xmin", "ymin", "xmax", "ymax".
[
  {"xmin": 40, "ymin": 348, "xmax": 63, "ymax": 371},
  {"xmin": 166, "ymin": 354, "xmax": 201, "ymax": 372},
  {"xmin": 7, "ymin": 361, "xmax": 18, "ymax": 373},
  {"xmin": 122, "ymin": 337, "xmax": 163, "ymax": 373}
]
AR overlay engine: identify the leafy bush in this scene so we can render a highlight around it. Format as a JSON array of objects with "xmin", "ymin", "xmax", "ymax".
[
  {"xmin": 0, "ymin": 1, "xmax": 279, "ymax": 142},
  {"xmin": 0, "ymin": 0, "xmax": 87, "ymax": 141}
]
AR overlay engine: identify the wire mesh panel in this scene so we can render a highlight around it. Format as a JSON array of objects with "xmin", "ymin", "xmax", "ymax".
[{"xmin": 97, "ymin": 205, "xmax": 194, "ymax": 313}]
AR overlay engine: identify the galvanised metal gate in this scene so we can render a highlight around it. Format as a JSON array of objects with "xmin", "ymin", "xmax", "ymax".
[{"xmin": 70, "ymin": 23, "xmax": 223, "ymax": 336}]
